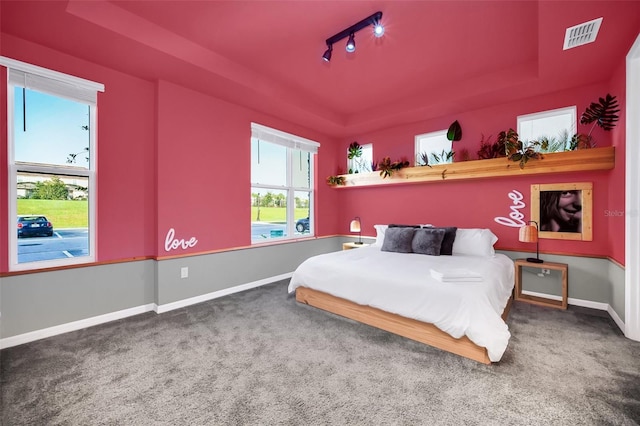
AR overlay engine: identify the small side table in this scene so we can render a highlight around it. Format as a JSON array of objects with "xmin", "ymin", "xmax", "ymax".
[
  {"xmin": 342, "ymin": 242, "xmax": 370, "ymax": 250},
  {"xmin": 514, "ymin": 259, "xmax": 568, "ymax": 310}
]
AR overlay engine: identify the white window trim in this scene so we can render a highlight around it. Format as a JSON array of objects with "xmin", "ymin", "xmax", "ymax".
[
  {"xmin": 517, "ymin": 106, "xmax": 577, "ymax": 141},
  {"xmin": 415, "ymin": 130, "xmax": 451, "ymax": 165},
  {"xmin": 348, "ymin": 143, "xmax": 372, "ymax": 174},
  {"xmin": 4, "ymin": 57, "xmax": 102, "ymax": 271},
  {"xmin": 251, "ymin": 123, "xmax": 317, "ymax": 243}
]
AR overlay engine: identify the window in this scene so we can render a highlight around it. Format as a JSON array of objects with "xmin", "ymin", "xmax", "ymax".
[
  {"xmin": 517, "ymin": 106, "xmax": 576, "ymax": 150},
  {"xmin": 415, "ymin": 130, "xmax": 452, "ymax": 165},
  {"xmin": 348, "ymin": 143, "xmax": 373, "ymax": 173},
  {"xmin": 3, "ymin": 57, "xmax": 104, "ymax": 270},
  {"xmin": 250, "ymin": 123, "xmax": 318, "ymax": 243}
]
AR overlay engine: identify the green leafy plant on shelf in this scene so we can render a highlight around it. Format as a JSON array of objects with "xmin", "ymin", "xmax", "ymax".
[
  {"xmin": 499, "ymin": 128, "xmax": 546, "ymax": 169},
  {"xmin": 377, "ymin": 157, "xmax": 410, "ymax": 179},
  {"xmin": 347, "ymin": 141, "xmax": 362, "ymax": 174},
  {"xmin": 477, "ymin": 134, "xmax": 506, "ymax": 159},
  {"xmin": 415, "ymin": 151, "xmax": 432, "ymax": 167},
  {"xmin": 575, "ymin": 93, "xmax": 620, "ymax": 148},
  {"xmin": 430, "ymin": 150, "xmax": 455, "ymax": 165},
  {"xmin": 326, "ymin": 175, "xmax": 346, "ymax": 186}
]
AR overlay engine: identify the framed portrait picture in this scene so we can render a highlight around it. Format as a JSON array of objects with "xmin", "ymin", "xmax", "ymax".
[{"xmin": 531, "ymin": 182, "xmax": 593, "ymax": 241}]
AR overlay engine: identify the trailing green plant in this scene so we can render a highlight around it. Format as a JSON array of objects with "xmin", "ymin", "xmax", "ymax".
[
  {"xmin": 499, "ymin": 128, "xmax": 546, "ymax": 169},
  {"xmin": 326, "ymin": 175, "xmax": 346, "ymax": 186},
  {"xmin": 377, "ymin": 157, "xmax": 410, "ymax": 179},
  {"xmin": 447, "ymin": 120, "xmax": 462, "ymax": 142},
  {"xmin": 476, "ymin": 134, "xmax": 505, "ymax": 159},
  {"xmin": 430, "ymin": 150, "xmax": 455, "ymax": 165}
]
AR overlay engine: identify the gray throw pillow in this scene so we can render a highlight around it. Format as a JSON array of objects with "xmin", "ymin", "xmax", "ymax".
[
  {"xmin": 432, "ymin": 226, "xmax": 457, "ymax": 255},
  {"xmin": 412, "ymin": 228, "xmax": 446, "ymax": 256},
  {"xmin": 381, "ymin": 227, "xmax": 416, "ymax": 253}
]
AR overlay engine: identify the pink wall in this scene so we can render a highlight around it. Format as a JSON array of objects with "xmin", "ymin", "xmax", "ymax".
[
  {"xmin": 155, "ymin": 80, "xmax": 340, "ymax": 256},
  {"xmin": 335, "ymin": 83, "xmax": 625, "ymax": 261},
  {"xmin": 0, "ymin": 32, "xmax": 628, "ymax": 271},
  {"xmin": 0, "ymin": 36, "xmax": 342, "ymax": 272},
  {"xmin": 0, "ymin": 35, "xmax": 157, "ymax": 270}
]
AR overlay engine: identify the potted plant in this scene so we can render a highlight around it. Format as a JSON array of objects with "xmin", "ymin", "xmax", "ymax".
[
  {"xmin": 377, "ymin": 157, "xmax": 410, "ymax": 179},
  {"xmin": 326, "ymin": 175, "xmax": 346, "ymax": 186},
  {"xmin": 573, "ymin": 93, "xmax": 620, "ymax": 148},
  {"xmin": 499, "ymin": 128, "xmax": 546, "ymax": 169},
  {"xmin": 477, "ymin": 134, "xmax": 506, "ymax": 159}
]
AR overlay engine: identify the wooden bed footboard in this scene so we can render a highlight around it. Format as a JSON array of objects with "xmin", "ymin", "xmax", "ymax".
[{"xmin": 295, "ymin": 287, "xmax": 513, "ymax": 364}]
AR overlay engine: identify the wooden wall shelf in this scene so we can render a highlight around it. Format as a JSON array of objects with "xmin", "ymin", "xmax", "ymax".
[{"xmin": 332, "ymin": 146, "xmax": 615, "ymax": 188}]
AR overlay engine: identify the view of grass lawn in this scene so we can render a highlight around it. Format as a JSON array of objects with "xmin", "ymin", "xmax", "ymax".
[
  {"xmin": 251, "ymin": 207, "xmax": 308, "ymax": 223},
  {"xmin": 17, "ymin": 199, "xmax": 88, "ymax": 228}
]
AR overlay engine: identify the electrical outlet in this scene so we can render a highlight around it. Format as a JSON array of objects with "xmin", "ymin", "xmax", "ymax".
[{"xmin": 181, "ymin": 267, "xmax": 188, "ymax": 278}]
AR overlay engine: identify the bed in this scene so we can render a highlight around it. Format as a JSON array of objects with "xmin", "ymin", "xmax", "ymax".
[{"xmin": 288, "ymin": 227, "xmax": 515, "ymax": 364}]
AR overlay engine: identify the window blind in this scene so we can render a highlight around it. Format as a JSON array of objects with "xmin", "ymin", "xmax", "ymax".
[
  {"xmin": 251, "ymin": 122, "xmax": 319, "ymax": 153},
  {"xmin": 2, "ymin": 56, "xmax": 104, "ymax": 105}
]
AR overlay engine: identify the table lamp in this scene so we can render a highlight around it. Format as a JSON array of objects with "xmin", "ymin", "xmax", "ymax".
[
  {"xmin": 350, "ymin": 216, "xmax": 363, "ymax": 244},
  {"xmin": 519, "ymin": 220, "xmax": 543, "ymax": 263}
]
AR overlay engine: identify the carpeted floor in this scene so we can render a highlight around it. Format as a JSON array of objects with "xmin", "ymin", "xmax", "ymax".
[{"xmin": 1, "ymin": 280, "xmax": 639, "ymax": 425}]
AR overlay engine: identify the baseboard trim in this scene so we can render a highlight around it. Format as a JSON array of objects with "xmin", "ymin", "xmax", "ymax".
[
  {"xmin": 608, "ymin": 305, "xmax": 625, "ymax": 332},
  {"xmin": 0, "ymin": 273, "xmax": 293, "ymax": 350},
  {"xmin": 154, "ymin": 272, "xmax": 293, "ymax": 314},
  {"xmin": 521, "ymin": 290, "xmax": 625, "ymax": 332},
  {"xmin": 0, "ymin": 303, "xmax": 156, "ymax": 350}
]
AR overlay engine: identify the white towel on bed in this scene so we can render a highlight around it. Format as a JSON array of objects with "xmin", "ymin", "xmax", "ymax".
[{"xmin": 430, "ymin": 268, "xmax": 483, "ymax": 282}]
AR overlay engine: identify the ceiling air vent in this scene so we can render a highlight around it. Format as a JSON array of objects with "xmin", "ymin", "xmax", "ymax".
[{"xmin": 563, "ymin": 17, "xmax": 603, "ymax": 50}]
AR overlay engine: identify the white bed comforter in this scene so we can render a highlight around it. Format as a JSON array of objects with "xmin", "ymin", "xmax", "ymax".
[{"xmin": 288, "ymin": 246, "xmax": 515, "ymax": 362}]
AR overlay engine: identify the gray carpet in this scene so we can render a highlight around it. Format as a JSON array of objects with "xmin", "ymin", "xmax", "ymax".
[{"xmin": 1, "ymin": 280, "xmax": 639, "ymax": 425}]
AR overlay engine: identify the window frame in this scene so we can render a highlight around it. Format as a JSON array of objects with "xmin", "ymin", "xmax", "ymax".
[
  {"xmin": 2, "ymin": 56, "xmax": 103, "ymax": 271},
  {"xmin": 250, "ymin": 123, "xmax": 318, "ymax": 244},
  {"xmin": 414, "ymin": 130, "xmax": 452, "ymax": 165},
  {"xmin": 347, "ymin": 143, "xmax": 373, "ymax": 174},
  {"xmin": 517, "ymin": 106, "xmax": 577, "ymax": 144}
]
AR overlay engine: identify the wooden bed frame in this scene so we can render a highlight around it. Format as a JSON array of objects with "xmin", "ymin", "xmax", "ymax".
[{"xmin": 295, "ymin": 287, "xmax": 513, "ymax": 364}]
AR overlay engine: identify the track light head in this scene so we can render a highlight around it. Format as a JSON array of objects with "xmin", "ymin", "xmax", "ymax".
[
  {"xmin": 373, "ymin": 22, "xmax": 385, "ymax": 38},
  {"xmin": 346, "ymin": 33, "xmax": 356, "ymax": 53},
  {"xmin": 322, "ymin": 45, "xmax": 333, "ymax": 62}
]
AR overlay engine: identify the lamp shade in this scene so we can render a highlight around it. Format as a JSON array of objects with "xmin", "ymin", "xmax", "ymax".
[
  {"xmin": 350, "ymin": 218, "xmax": 361, "ymax": 233},
  {"xmin": 519, "ymin": 224, "xmax": 538, "ymax": 243}
]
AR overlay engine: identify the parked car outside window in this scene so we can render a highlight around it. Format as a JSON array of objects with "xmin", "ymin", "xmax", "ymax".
[
  {"xmin": 296, "ymin": 217, "xmax": 309, "ymax": 233},
  {"xmin": 17, "ymin": 215, "xmax": 54, "ymax": 237}
]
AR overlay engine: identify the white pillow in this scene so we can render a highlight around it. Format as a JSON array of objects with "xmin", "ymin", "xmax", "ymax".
[
  {"xmin": 373, "ymin": 224, "xmax": 388, "ymax": 247},
  {"xmin": 451, "ymin": 228, "xmax": 498, "ymax": 257}
]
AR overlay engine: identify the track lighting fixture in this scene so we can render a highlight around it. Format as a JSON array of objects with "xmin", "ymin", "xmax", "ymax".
[
  {"xmin": 322, "ymin": 44, "xmax": 333, "ymax": 62},
  {"xmin": 346, "ymin": 33, "xmax": 356, "ymax": 53},
  {"xmin": 322, "ymin": 11, "xmax": 384, "ymax": 61}
]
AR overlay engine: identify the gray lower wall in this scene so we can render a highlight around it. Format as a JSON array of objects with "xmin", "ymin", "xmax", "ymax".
[
  {"xmin": 0, "ymin": 238, "xmax": 624, "ymax": 343},
  {"xmin": 156, "ymin": 237, "xmax": 342, "ymax": 305},
  {"xmin": 0, "ymin": 260, "xmax": 156, "ymax": 338},
  {"xmin": 498, "ymin": 250, "xmax": 625, "ymax": 319}
]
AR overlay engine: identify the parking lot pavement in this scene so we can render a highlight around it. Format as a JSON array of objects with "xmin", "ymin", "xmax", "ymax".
[{"xmin": 17, "ymin": 228, "xmax": 89, "ymax": 264}]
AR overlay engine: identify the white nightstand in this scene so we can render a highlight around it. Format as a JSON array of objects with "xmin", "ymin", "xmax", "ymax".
[{"xmin": 342, "ymin": 242, "xmax": 370, "ymax": 250}]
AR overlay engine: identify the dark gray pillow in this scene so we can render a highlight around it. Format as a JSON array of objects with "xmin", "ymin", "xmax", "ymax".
[
  {"xmin": 432, "ymin": 226, "xmax": 457, "ymax": 255},
  {"xmin": 388, "ymin": 224, "xmax": 421, "ymax": 228},
  {"xmin": 381, "ymin": 227, "xmax": 416, "ymax": 253},
  {"xmin": 411, "ymin": 228, "xmax": 446, "ymax": 255}
]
